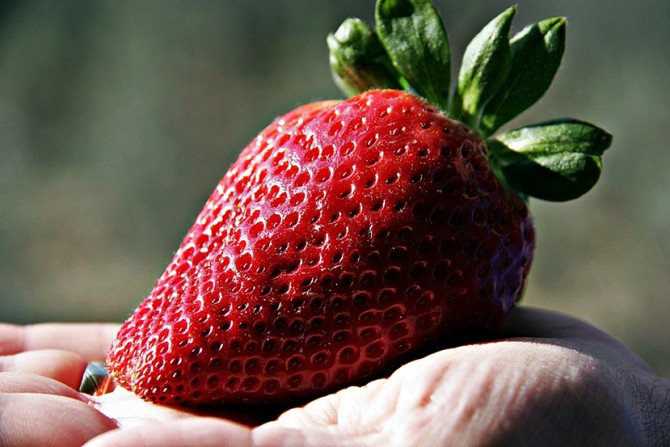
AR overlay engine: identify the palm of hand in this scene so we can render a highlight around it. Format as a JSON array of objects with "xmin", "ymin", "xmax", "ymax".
[{"xmin": 0, "ymin": 308, "xmax": 665, "ymax": 447}]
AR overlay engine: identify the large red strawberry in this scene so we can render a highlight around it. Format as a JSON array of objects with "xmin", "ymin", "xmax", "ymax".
[{"xmin": 107, "ymin": 0, "xmax": 611, "ymax": 407}]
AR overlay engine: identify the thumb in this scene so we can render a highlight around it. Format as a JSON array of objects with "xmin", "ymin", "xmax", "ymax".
[{"xmin": 84, "ymin": 416, "xmax": 373, "ymax": 447}]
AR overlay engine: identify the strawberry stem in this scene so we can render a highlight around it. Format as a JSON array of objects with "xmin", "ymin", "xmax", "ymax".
[
  {"xmin": 328, "ymin": 18, "xmax": 405, "ymax": 97},
  {"xmin": 329, "ymin": 0, "xmax": 612, "ymax": 202},
  {"xmin": 452, "ymin": 6, "xmax": 516, "ymax": 129},
  {"xmin": 488, "ymin": 119, "xmax": 612, "ymax": 201},
  {"xmin": 375, "ymin": 0, "xmax": 451, "ymax": 111},
  {"xmin": 480, "ymin": 17, "xmax": 567, "ymax": 137}
]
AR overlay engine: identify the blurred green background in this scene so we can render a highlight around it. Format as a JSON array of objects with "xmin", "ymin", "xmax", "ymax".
[{"xmin": 1, "ymin": 0, "xmax": 668, "ymax": 378}]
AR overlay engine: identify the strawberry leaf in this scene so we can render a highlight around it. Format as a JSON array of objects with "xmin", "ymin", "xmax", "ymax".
[
  {"xmin": 480, "ymin": 17, "xmax": 567, "ymax": 137},
  {"xmin": 488, "ymin": 119, "xmax": 612, "ymax": 201},
  {"xmin": 375, "ymin": 0, "xmax": 451, "ymax": 111},
  {"xmin": 328, "ymin": 18, "xmax": 404, "ymax": 98},
  {"xmin": 453, "ymin": 6, "xmax": 516, "ymax": 129}
]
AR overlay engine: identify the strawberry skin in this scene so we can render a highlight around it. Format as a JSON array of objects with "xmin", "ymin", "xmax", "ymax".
[{"xmin": 107, "ymin": 89, "xmax": 534, "ymax": 406}]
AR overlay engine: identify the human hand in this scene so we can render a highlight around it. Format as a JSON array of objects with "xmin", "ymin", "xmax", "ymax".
[
  {"xmin": 0, "ymin": 322, "xmax": 254, "ymax": 446},
  {"xmin": 88, "ymin": 308, "xmax": 670, "ymax": 447},
  {"xmin": 0, "ymin": 322, "xmax": 121, "ymax": 446},
  {"xmin": 2, "ymin": 308, "xmax": 668, "ymax": 447}
]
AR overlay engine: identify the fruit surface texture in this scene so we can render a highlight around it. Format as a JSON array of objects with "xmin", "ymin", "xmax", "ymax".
[
  {"xmin": 108, "ymin": 0, "xmax": 611, "ymax": 407},
  {"xmin": 107, "ymin": 90, "xmax": 534, "ymax": 405}
]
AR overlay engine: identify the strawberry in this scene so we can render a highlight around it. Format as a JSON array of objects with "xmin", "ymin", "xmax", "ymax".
[{"xmin": 107, "ymin": 0, "xmax": 611, "ymax": 407}]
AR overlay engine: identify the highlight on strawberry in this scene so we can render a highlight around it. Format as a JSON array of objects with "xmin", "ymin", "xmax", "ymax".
[{"xmin": 107, "ymin": 0, "xmax": 612, "ymax": 407}]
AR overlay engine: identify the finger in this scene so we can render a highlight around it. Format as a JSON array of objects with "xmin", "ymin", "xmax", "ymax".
[
  {"xmin": 0, "ymin": 372, "xmax": 88, "ymax": 401},
  {"xmin": 0, "ymin": 323, "xmax": 120, "ymax": 360},
  {"xmin": 84, "ymin": 417, "xmax": 252, "ymax": 447},
  {"xmin": 0, "ymin": 349, "xmax": 88, "ymax": 388},
  {"xmin": 0, "ymin": 393, "xmax": 117, "ymax": 447},
  {"xmin": 91, "ymin": 387, "xmax": 203, "ymax": 429}
]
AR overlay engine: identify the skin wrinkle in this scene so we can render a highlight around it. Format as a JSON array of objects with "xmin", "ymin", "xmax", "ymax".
[
  {"xmin": 467, "ymin": 356, "xmax": 526, "ymax": 442},
  {"xmin": 451, "ymin": 345, "xmax": 529, "ymax": 444},
  {"xmin": 334, "ymin": 381, "xmax": 383, "ymax": 430},
  {"xmin": 354, "ymin": 378, "xmax": 417, "ymax": 445},
  {"xmin": 357, "ymin": 376, "xmax": 399, "ymax": 428},
  {"xmin": 396, "ymin": 345, "xmax": 531, "ymax": 446},
  {"xmin": 442, "ymin": 367, "xmax": 486, "ymax": 439},
  {"xmin": 264, "ymin": 379, "xmax": 393, "ymax": 446},
  {"xmin": 304, "ymin": 396, "xmax": 339, "ymax": 426},
  {"xmin": 293, "ymin": 394, "xmax": 339, "ymax": 427},
  {"xmin": 387, "ymin": 392, "xmax": 450, "ymax": 446},
  {"xmin": 334, "ymin": 385, "xmax": 387, "ymax": 441},
  {"xmin": 396, "ymin": 354, "xmax": 448, "ymax": 410},
  {"xmin": 273, "ymin": 395, "xmax": 334, "ymax": 428},
  {"xmin": 378, "ymin": 346, "xmax": 500, "ymax": 446},
  {"xmin": 354, "ymin": 361, "xmax": 451, "ymax": 439}
]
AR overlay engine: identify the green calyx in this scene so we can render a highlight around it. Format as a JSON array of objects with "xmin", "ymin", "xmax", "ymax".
[{"xmin": 328, "ymin": 0, "xmax": 612, "ymax": 202}]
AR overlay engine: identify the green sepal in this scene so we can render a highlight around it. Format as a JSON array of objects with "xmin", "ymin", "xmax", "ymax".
[
  {"xmin": 375, "ymin": 0, "xmax": 451, "ymax": 111},
  {"xmin": 454, "ymin": 6, "xmax": 516, "ymax": 128},
  {"xmin": 328, "ymin": 18, "xmax": 404, "ymax": 98},
  {"xmin": 480, "ymin": 17, "xmax": 567, "ymax": 137},
  {"xmin": 488, "ymin": 119, "xmax": 613, "ymax": 201}
]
